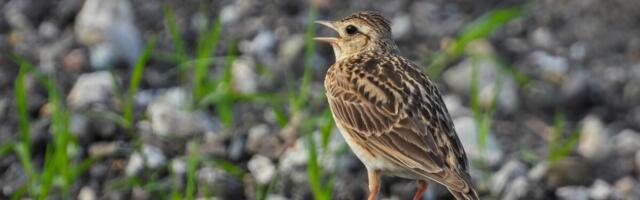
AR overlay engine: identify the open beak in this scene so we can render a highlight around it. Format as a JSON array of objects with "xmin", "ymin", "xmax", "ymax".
[{"xmin": 313, "ymin": 20, "xmax": 339, "ymax": 44}]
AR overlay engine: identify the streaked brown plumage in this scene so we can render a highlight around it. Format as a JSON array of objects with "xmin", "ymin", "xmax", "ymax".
[{"xmin": 315, "ymin": 11, "xmax": 479, "ymax": 200}]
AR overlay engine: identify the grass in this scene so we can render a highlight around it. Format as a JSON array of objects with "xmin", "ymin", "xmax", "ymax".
[
  {"xmin": 426, "ymin": 5, "xmax": 524, "ymax": 78},
  {"xmin": 10, "ymin": 57, "xmax": 94, "ymax": 199},
  {"xmin": 122, "ymin": 36, "xmax": 156, "ymax": 129},
  {"xmin": 547, "ymin": 112, "xmax": 580, "ymax": 162}
]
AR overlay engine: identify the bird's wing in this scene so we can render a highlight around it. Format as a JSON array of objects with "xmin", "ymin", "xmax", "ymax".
[{"xmin": 326, "ymin": 54, "xmax": 473, "ymax": 192}]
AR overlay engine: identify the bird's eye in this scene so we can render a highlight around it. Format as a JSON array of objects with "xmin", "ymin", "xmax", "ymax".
[{"xmin": 345, "ymin": 25, "xmax": 358, "ymax": 35}]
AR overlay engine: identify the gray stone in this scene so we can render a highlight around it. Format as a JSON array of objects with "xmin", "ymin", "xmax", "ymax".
[
  {"xmin": 530, "ymin": 27, "xmax": 556, "ymax": 48},
  {"xmin": 528, "ymin": 162, "xmax": 548, "ymax": 181},
  {"xmin": 170, "ymin": 158, "xmax": 187, "ymax": 175},
  {"xmin": 556, "ymin": 186, "xmax": 589, "ymax": 200},
  {"xmin": 78, "ymin": 186, "xmax": 96, "ymax": 200},
  {"xmin": 277, "ymin": 34, "xmax": 305, "ymax": 70},
  {"xmin": 490, "ymin": 159, "xmax": 528, "ymax": 194},
  {"xmin": 89, "ymin": 142, "xmax": 121, "ymax": 157},
  {"xmin": 453, "ymin": 117, "xmax": 503, "ymax": 165},
  {"xmin": 1, "ymin": 163, "xmax": 27, "ymax": 196},
  {"xmin": 529, "ymin": 51, "xmax": 569, "ymax": 80},
  {"xmin": 125, "ymin": 152, "xmax": 143, "ymax": 176},
  {"xmin": 391, "ymin": 14, "xmax": 411, "ymax": 39},
  {"xmin": 70, "ymin": 113, "xmax": 90, "ymax": 138},
  {"xmin": 248, "ymin": 155, "xmax": 275, "ymax": 185},
  {"xmin": 577, "ymin": 115, "xmax": 610, "ymax": 161},
  {"xmin": 278, "ymin": 138, "xmax": 308, "ymax": 182},
  {"xmin": 141, "ymin": 144, "xmax": 166, "ymax": 169},
  {"xmin": 232, "ymin": 58, "xmax": 258, "ymax": 94},
  {"xmin": 442, "ymin": 58, "xmax": 519, "ymax": 113},
  {"xmin": 246, "ymin": 124, "xmax": 285, "ymax": 159},
  {"xmin": 503, "ymin": 176, "xmax": 531, "ymax": 200},
  {"xmin": 147, "ymin": 90, "xmax": 214, "ymax": 137},
  {"xmin": 613, "ymin": 129, "xmax": 640, "ymax": 156},
  {"xmin": 590, "ymin": 179, "xmax": 613, "ymax": 200},
  {"xmin": 67, "ymin": 71, "xmax": 114, "ymax": 110},
  {"xmin": 75, "ymin": 0, "xmax": 141, "ymax": 68}
]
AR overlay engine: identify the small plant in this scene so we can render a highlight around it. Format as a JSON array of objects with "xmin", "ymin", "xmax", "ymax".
[{"xmin": 547, "ymin": 112, "xmax": 580, "ymax": 162}]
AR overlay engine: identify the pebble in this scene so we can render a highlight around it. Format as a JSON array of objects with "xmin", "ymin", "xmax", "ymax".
[
  {"xmin": 125, "ymin": 152, "xmax": 143, "ymax": 176},
  {"xmin": 503, "ymin": 176, "xmax": 530, "ymax": 200},
  {"xmin": 490, "ymin": 159, "xmax": 528, "ymax": 194},
  {"xmin": 613, "ymin": 129, "xmax": 640, "ymax": 156},
  {"xmin": 142, "ymin": 144, "xmax": 166, "ymax": 169},
  {"xmin": 590, "ymin": 179, "xmax": 613, "ymax": 200},
  {"xmin": 77, "ymin": 186, "xmax": 97, "ymax": 200},
  {"xmin": 67, "ymin": 71, "xmax": 114, "ymax": 110},
  {"xmin": 452, "ymin": 117, "xmax": 503, "ymax": 165},
  {"xmin": 529, "ymin": 51, "xmax": 569, "ymax": 81},
  {"xmin": 530, "ymin": 27, "xmax": 556, "ymax": 48},
  {"xmin": 556, "ymin": 186, "xmax": 589, "ymax": 200},
  {"xmin": 75, "ymin": 0, "xmax": 141, "ymax": 68},
  {"xmin": 391, "ymin": 14, "xmax": 411, "ymax": 39},
  {"xmin": 246, "ymin": 124, "xmax": 286, "ymax": 159},
  {"xmin": 247, "ymin": 155, "xmax": 276, "ymax": 185},
  {"xmin": 147, "ymin": 101, "xmax": 212, "ymax": 138},
  {"xmin": 170, "ymin": 158, "xmax": 187, "ymax": 175},
  {"xmin": 577, "ymin": 115, "xmax": 610, "ymax": 161},
  {"xmin": 89, "ymin": 142, "xmax": 121, "ymax": 157},
  {"xmin": 442, "ymin": 58, "xmax": 519, "ymax": 113},
  {"xmin": 232, "ymin": 58, "xmax": 258, "ymax": 94}
]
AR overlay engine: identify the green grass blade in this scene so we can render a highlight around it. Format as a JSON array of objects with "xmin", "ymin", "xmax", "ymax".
[
  {"xmin": 123, "ymin": 36, "xmax": 156, "ymax": 128},
  {"xmin": 193, "ymin": 15, "xmax": 222, "ymax": 105},
  {"xmin": 427, "ymin": 6, "xmax": 524, "ymax": 77}
]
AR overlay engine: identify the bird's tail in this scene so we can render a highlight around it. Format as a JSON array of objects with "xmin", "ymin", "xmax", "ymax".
[{"xmin": 449, "ymin": 187, "xmax": 480, "ymax": 200}]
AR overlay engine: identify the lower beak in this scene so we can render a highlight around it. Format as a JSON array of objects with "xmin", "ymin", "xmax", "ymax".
[{"xmin": 313, "ymin": 20, "xmax": 339, "ymax": 44}]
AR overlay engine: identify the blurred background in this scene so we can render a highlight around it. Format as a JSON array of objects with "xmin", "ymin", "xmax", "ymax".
[{"xmin": 1, "ymin": 0, "xmax": 640, "ymax": 199}]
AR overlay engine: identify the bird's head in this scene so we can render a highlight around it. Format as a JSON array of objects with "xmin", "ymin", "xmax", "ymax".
[{"xmin": 314, "ymin": 11, "xmax": 398, "ymax": 60}]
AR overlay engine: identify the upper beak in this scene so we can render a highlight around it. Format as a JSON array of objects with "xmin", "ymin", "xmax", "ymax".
[{"xmin": 313, "ymin": 20, "xmax": 339, "ymax": 44}]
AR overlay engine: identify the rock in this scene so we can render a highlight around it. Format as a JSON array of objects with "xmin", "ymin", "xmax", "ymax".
[
  {"xmin": 569, "ymin": 42, "xmax": 587, "ymax": 61},
  {"xmin": 442, "ymin": 58, "xmax": 519, "ymax": 113},
  {"xmin": 197, "ymin": 166, "xmax": 245, "ymax": 199},
  {"xmin": 1, "ymin": 163, "xmax": 27, "ymax": 196},
  {"xmin": 63, "ymin": 49, "xmax": 87, "ymax": 72},
  {"xmin": 556, "ymin": 186, "xmax": 589, "ymax": 200},
  {"xmin": 247, "ymin": 155, "xmax": 275, "ymax": 185},
  {"xmin": 78, "ymin": 186, "xmax": 97, "ymax": 200},
  {"xmin": 530, "ymin": 27, "xmax": 556, "ymax": 48},
  {"xmin": 147, "ymin": 99, "xmax": 214, "ymax": 138},
  {"xmin": 232, "ymin": 58, "xmax": 258, "ymax": 94},
  {"xmin": 38, "ymin": 21, "xmax": 60, "ymax": 39},
  {"xmin": 277, "ymin": 34, "xmax": 304, "ymax": 70},
  {"xmin": 613, "ymin": 129, "xmax": 640, "ymax": 156},
  {"xmin": 125, "ymin": 152, "xmax": 143, "ymax": 176},
  {"xmin": 89, "ymin": 142, "xmax": 125, "ymax": 157},
  {"xmin": 490, "ymin": 159, "xmax": 528, "ymax": 194},
  {"xmin": 67, "ymin": 71, "xmax": 115, "ymax": 110},
  {"xmin": 141, "ymin": 144, "xmax": 166, "ymax": 169},
  {"xmin": 528, "ymin": 162, "xmax": 548, "ymax": 182},
  {"xmin": 242, "ymin": 30, "xmax": 276, "ymax": 56},
  {"xmin": 503, "ymin": 176, "xmax": 531, "ymax": 200},
  {"xmin": 228, "ymin": 136, "xmax": 245, "ymax": 160},
  {"xmin": 544, "ymin": 158, "xmax": 592, "ymax": 187},
  {"xmin": 442, "ymin": 95, "xmax": 469, "ymax": 118},
  {"xmin": 266, "ymin": 194, "xmax": 289, "ymax": 200},
  {"xmin": 246, "ymin": 124, "xmax": 286, "ymax": 159},
  {"xmin": 132, "ymin": 187, "xmax": 151, "ymax": 200},
  {"xmin": 614, "ymin": 176, "xmax": 640, "ymax": 199},
  {"xmin": 391, "ymin": 14, "xmax": 411, "ymax": 39},
  {"xmin": 70, "ymin": 113, "xmax": 90, "ymax": 138},
  {"xmin": 453, "ymin": 117, "xmax": 503, "ymax": 165},
  {"xmin": 170, "ymin": 158, "xmax": 187, "ymax": 175},
  {"xmin": 590, "ymin": 179, "xmax": 613, "ymax": 200},
  {"xmin": 577, "ymin": 115, "xmax": 610, "ymax": 161},
  {"xmin": 75, "ymin": 0, "xmax": 141, "ymax": 68},
  {"xmin": 278, "ymin": 138, "xmax": 308, "ymax": 183},
  {"xmin": 529, "ymin": 51, "xmax": 569, "ymax": 81}
]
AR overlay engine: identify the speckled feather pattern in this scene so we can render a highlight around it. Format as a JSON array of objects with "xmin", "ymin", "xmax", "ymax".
[{"xmin": 323, "ymin": 11, "xmax": 479, "ymax": 200}]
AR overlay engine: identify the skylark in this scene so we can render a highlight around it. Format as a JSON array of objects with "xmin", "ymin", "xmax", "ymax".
[{"xmin": 314, "ymin": 11, "xmax": 479, "ymax": 200}]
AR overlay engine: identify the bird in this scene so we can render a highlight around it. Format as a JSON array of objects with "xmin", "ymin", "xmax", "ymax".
[{"xmin": 314, "ymin": 11, "xmax": 479, "ymax": 200}]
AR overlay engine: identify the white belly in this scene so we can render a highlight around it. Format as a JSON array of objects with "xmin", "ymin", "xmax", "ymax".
[{"xmin": 333, "ymin": 114, "xmax": 399, "ymax": 171}]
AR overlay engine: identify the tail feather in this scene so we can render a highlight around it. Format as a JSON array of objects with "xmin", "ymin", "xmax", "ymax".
[{"xmin": 449, "ymin": 187, "xmax": 480, "ymax": 200}]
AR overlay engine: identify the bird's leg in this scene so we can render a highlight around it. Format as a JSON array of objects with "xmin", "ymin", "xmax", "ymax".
[
  {"xmin": 367, "ymin": 170, "xmax": 381, "ymax": 200},
  {"xmin": 412, "ymin": 180, "xmax": 429, "ymax": 200}
]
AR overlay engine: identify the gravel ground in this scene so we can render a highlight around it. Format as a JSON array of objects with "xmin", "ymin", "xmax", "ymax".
[{"xmin": 1, "ymin": 0, "xmax": 640, "ymax": 199}]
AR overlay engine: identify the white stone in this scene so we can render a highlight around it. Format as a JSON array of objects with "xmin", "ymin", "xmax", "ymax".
[
  {"xmin": 556, "ymin": 186, "xmax": 589, "ymax": 200},
  {"xmin": 248, "ymin": 155, "xmax": 275, "ymax": 185},
  {"xmin": 77, "ymin": 186, "xmax": 96, "ymax": 200},
  {"xmin": 590, "ymin": 179, "xmax": 613, "ymax": 200},
  {"xmin": 232, "ymin": 58, "xmax": 258, "ymax": 94},
  {"xmin": 142, "ymin": 145, "xmax": 166, "ymax": 169},
  {"xmin": 67, "ymin": 71, "xmax": 114, "ymax": 110},
  {"xmin": 126, "ymin": 152, "xmax": 143, "ymax": 176},
  {"xmin": 453, "ymin": 117, "xmax": 503, "ymax": 165},
  {"xmin": 490, "ymin": 160, "xmax": 528, "ymax": 194},
  {"xmin": 577, "ymin": 115, "xmax": 610, "ymax": 161}
]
